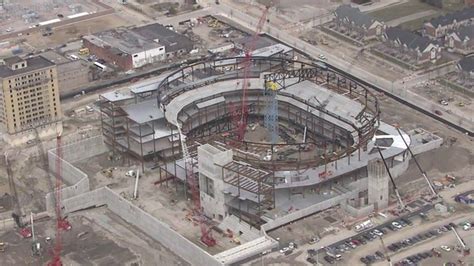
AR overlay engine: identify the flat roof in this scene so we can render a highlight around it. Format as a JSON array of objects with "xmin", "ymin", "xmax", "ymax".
[
  {"xmin": 40, "ymin": 51, "xmax": 71, "ymax": 65},
  {"xmin": 0, "ymin": 55, "xmax": 54, "ymax": 78},
  {"xmin": 84, "ymin": 28, "xmax": 164, "ymax": 56},
  {"xmin": 100, "ymin": 91, "xmax": 133, "ymax": 102},
  {"xmin": 130, "ymin": 79, "xmax": 162, "ymax": 94},
  {"xmin": 124, "ymin": 99, "xmax": 164, "ymax": 124},
  {"xmin": 251, "ymin": 43, "xmax": 293, "ymax": 57}
]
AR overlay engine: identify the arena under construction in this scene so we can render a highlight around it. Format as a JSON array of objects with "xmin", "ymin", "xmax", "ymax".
[{"xmin": 96, "ymin": 54, "xmax": 443, "ymax": 264}]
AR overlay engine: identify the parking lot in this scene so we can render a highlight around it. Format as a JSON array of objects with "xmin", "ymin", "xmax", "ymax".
[{"xmin": 308, "ymin": 207, "xmax": 474, "ymax": 265}]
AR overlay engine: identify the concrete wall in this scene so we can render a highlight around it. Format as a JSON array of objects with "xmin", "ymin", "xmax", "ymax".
[
  {"xmin": 45, "ymin": 136, "xmax": 107, "ymax": 213},
  {"xmin": 61, "ymin": 187, "xmax": 223, "ymax": 266},
  {"xmin": 411, "ymin": 138, "xmax": 443, "ymax": 155},
  {"xmin": 262, "ymin": 189, "xmax": 361, "ymax": 231},
  {"xmin": 342, "ymin": 202, "xmax": 374, "ymax": 217}
]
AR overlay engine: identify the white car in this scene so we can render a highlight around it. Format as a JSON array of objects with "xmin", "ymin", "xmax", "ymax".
[
  {"xmin": 440, "ymin": 245, "xmax": 451, "ymax": 252},
  {"xmin": 392, "ymin": 221, "xmax": 402, "ymax": 229},
  {"xmin": 372, "ymin": 229, "xmax": 384, "ymax": 236},
  {"xmin": 463, "ymin": 223, "xmax": 471, "ymax": 231},
  {"xmin": 318, "ymin": 54, "xmax": 327, "ymax": 61},
  {"xmin": 279, "ymin": 247, "xmax": 289, "ymax": 253}
]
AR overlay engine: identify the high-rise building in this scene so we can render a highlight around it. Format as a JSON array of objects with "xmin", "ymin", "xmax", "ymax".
[{"xmin": 0, "ymin": 55, "xmax": 62, "ymax": 141}]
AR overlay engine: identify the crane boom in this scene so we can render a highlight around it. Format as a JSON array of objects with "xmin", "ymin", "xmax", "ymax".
[
  {"xmin": 378, "ymin": 236, "xmax": 392, "ymax": 266},
  {"xmin": 376, "ymin": 147, "xmax": 405, "ymax": 210},
  {"xmin": 176, "ymin": 123, "xmax": 216, "ymax": 246},
  {"xmin": 395, "ymin": 127, "xmax": 438, "ymax": 198},
  {"xmin": 235, "ymin": 5, "xmax": 271, "ymax": 140}
]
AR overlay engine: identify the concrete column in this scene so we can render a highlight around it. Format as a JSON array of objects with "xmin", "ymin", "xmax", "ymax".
[{"xmin": 367, "ymin": 159, "xmax": 389, "ymax": 210}]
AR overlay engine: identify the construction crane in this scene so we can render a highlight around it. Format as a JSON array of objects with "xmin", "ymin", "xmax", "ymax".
[
  {"xmin": 395, "ymin": 127, "xmax": 438, "ymax": 199},
  {"xmin": 4, "ymin": 152, "xmax": 32, "ymax": 238},
  {"xmin": 378, "ymin": 236, "xmax": 392, "ymax": 266},
  {"xmin": 50, "ymin": 129, "xmax": 71, "ymax": 266},
  {"xmin": 233, "ymin": 3, "xmax": 272, "ymax": 141},
  {"xmin": 376, "ymin": 146, "xmax": 406, "ymax": 210},
  {"xmin": 176, "ymin": 123, "xmax": 216, "ymax": 247},
  {"xmin": 450, "ymin": 225, "xmax": 470, "ymax": 256}
]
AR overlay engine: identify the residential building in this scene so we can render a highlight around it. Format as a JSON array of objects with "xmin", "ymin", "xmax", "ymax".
[
  {"xmin": 333, "ymin": 4, "xmax": 385, "ymax": 40},
  {"xmin": 83, "ymin": 23, "xmax": 193, "ymax": 70},
  {"xmin": 446, "ymin": 24, "xmax": 474, "ymax": 54},
  {"xmin": 0, "ymin": 55, "xmax": 62, "ymax": 143},
  {"xmin": 40, "ymin": 51, "xmax": 90, "ymax": 95},
  {"xmin": 384, "ymin": 27, "xmax": 441, "ymax": 64},
  {"xmin": 457, "ymin": 56, "xmax": 474, "ymax": 80},
  {"xmin": 424, "ymin": 7, "xmax": 474, "ymax": 39}
]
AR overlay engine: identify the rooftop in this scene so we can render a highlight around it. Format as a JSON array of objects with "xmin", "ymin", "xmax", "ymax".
[
  {"xmin": 428, "ymin": 7, "xmax": 474, "ymax": 28},
  {"xmin": 124, "ymin": 99, "xmax": 164, "ymax": 124},
  {"xmin": 334, "ymin": 4, "xmax": 378, "ymax": 28},
  {"xmin": 131, "ymin": 23, "xmax": 193, "ymax": 53},
  {"xmin": 100, "ymin": 90, "xmax": 134, "ymax": 102},
  {"xmin": 0, "ymin": 56, "xmax": 54, "ymax": 78},
  {"xmin": 385, "ymin": 27, "xmax": 432, "ymax": 51},
  {"xmin": 40, "ymin": 51, "xmax": 71, "ymax": 65},
  {"xmin": 84, "ymin": 28, "xmax": 164, "ymax": 56}
]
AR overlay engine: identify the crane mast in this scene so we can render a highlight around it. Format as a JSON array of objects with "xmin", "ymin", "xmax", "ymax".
[
  {"xmin": 177, "ymin": 123, "xmax": 216, "ymax": 246},
  {"xmin": 234, "ymin": 5, "xmax": 271, "ymax": 141}
]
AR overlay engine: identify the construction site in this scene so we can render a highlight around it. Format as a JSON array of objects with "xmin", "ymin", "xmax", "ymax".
[{"xmin": 0, "ymin": 1, "xmax": 473, "ymax": 266}]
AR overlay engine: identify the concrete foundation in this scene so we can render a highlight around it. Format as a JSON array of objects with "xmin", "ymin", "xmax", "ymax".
[{"xmin": 61, "ymin": 187, "xmax": 222, "ymax": 266}]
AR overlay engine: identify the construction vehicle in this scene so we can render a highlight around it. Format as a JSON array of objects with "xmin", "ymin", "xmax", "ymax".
[
  {"xmin": 376, "ymin": 147, "xmax": 406, "ymax": 211},
  {"xmin": 395, "ymin": 127, "xmax": 438, "ymax": 199},
  {"xmin": 5, "ymin": 152, "xmax": 32, "ymax": 238},
  {"xmin": 79, "ymin": 48, "xmax": 89, "ymax": 56}
]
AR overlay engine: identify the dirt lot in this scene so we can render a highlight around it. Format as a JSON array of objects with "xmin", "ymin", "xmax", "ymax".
[
  {"xmin": 0, "ymin": 0, "xmax": 103, "ymax": 33},
  {"xmin": 19, "ymin": 12, "xmax": 134, "ymax": 51},
  {"xmin": 0, "ymin": 208, "xmax": 187, "ymax": 265}
]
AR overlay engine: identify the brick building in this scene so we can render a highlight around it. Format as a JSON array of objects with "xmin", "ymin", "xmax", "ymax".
[
  {"xmin": 424, "ymin": 7, "xmax": 474, "ymax": 39},
  {"xmin": 333, "ymin": 4, "xmax": 385, "ymax": 40},
  {"xmin": 83, "ymin": 23, "xmax": 193, "ymax": 71},
  {"xmin": 446, "ymin": 24, "xmax": 474, "ymax": 54},
  {"xmin": 0, "ymin": 55, "xmax": 62, "ymax": 144},
  {"xmin": 384, "ymin": 27, "xmax": 441, "ymax": 64}
]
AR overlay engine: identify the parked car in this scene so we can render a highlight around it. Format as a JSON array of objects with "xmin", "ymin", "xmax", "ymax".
[
  {"xmin": 360, "ymin": 257, "xmax": 369, "ymax": 264},
  {"xmin": 392, "ymin": 221, "xmax": 403, "ymax": 229},
  {"xmin": 372, "ymin": 229, "xmax": 383, "ymax": 236},
  {"xmin": 309, "ymin": 237, "xmax": 320, "ymax": 244},
  {"xmin": 375, "ymin": 251, "xmax": 385, "ymax": 259},
  {"xmin": 440, "ymin": 245, "xmax": 451, "ymax": 252},
  {"xmin": 324, "ymin": 255, "xmax": 335, "ymax": 264},
  {"xmin": 318, "ymin": 54, "xmax": 327, "ymax": 61}
]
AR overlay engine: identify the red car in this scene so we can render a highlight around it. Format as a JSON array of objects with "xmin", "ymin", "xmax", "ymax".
[{"xmin": 434, "ymin": 110, "xmax": 442, "ymax": 116}]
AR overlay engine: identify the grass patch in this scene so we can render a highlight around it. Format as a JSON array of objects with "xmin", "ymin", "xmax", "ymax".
[
  {"xmin": 368, "ymin": 0, "xmax": 437, "ymax": 22},
  {"xmin": 399, "ymin": 12, "xmax": 440, "ymax": 30}
]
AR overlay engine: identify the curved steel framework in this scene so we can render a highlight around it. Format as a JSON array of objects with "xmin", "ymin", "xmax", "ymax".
[{"xmin": 156, "ymin": 56, "xmax": 380, "ymax": 171}]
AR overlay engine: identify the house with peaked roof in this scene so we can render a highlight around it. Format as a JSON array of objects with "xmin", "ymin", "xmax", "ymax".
[
  {"xmin": 333, "ymin": 4, "xmax": 385, "ymax": 40},
  {"xmin": 456, "ymin": 56, "xmax": 474, "ymax": 80},
  {"xmin": 383, "ymin": 27, "xmax": 441, "ymax": 64},
  {"xmin": 424, "ymin": 7, "xmax": 474, "ymax": 39},
  {"xmin": 446, "ymin": 24, "xmax": 474, "ymax": 54}
]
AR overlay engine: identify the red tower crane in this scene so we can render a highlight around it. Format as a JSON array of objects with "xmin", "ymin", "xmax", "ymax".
[
  {"xmin": 177, "ymin": 125, "xmax": 216, "ymax": 246},
  {"xmin": 50, "ymin": 131, "xmax": 71, "ymax": 266},
  {"xmin": 233, "ymin": 4, "xmax": 271, "ymax": 141}
]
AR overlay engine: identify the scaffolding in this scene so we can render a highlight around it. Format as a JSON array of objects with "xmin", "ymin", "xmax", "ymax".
[{"xmin": 263, "ymin": 81, "xmax": 279, "ymax": 144}]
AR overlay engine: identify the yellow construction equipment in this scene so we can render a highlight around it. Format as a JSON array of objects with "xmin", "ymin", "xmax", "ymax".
[{"xmin": 265, "ymin": 81, "xmax": 278, "ymax": 91}]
